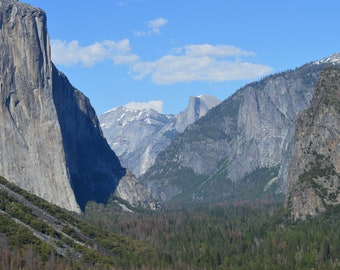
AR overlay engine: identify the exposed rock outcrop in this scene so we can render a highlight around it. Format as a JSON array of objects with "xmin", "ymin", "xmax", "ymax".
[
  {"xmin": 100, "ymin": 107, "xmax": 177, "ymax": 178},
  {"xmin": 285, "ymin": 67, "xmax": 340, "ymax": 220},
  {"xmin": 0, "ymin": 0, "xmax": 80, "ymax": 212},
  {"xmin": 175, "ymin": 95, "xmax": 221, "ymax": 133},
  {"xmin": 0, "ymin": 0, "xmax": 155, "ymax": 212},
  {"xmin": 99, "ymin": 95, "xmax": 220, "ymax": 177}
]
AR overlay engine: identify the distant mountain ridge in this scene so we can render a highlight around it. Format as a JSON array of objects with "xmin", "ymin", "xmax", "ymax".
[
  {"xmin": 140, "ymin": 54, "xmax": 340, "ymax": 204},
  {"xmin": 99, "ymin": 95, "xmax": 220, "ymax": 177}
]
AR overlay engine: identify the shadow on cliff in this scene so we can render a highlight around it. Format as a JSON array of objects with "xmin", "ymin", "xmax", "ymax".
[{"xmin": 51, "ymin": 64, "xmax": 126, "ymax": 211}]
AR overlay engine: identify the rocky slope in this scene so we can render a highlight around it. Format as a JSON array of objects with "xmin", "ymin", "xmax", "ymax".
[
  {"xmin": 99, "ymin": 95, "xmax": 220, "ymax": 177},
  {"xmin": 100, "ymin": 106, "xmax": 177, "ymax": 178},
  {"xmin": 285, "ymin": 67, "xmax": 340, "ymax": 220},
  {"xmin": 141, "ymin": 54, "xmax": 340, "ymax": 203},
  {"xmin": 0, "ymin": 0, "xmax": 154, "ymax": 212}
]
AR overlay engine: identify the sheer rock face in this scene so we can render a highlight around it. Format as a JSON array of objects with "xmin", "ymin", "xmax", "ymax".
[
  {"xmin": 0, "ymin": 0, "xmax": 154, "ymax": 212},
  {"xmin": 175, "ymin": 95, "xmax": 221, "ymax": 133},
  {"xmin": 0, "ymin": 0, "xmax": 80, "ymax": 213},
  {"xmin": 52, "ymin": 67, "xmax": 126, "ymax": 211},
  {"xmin": 285, "ymin": 68, "xmax": 340, "ymax": 220}
]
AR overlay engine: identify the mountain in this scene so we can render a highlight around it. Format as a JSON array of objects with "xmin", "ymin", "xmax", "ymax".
[
  {"xmin": 140, "ymin": 54, "xmax": 340, "ymax": 204},
  {"xmin": 99, "ymin": 106, "xmax": 177, "ymax": 178},
  {"xmin": 99, "ymin": 95, "xmax": 220, "ymax": 177},
  {"xmin": 0, "ymin": 0, "xmax": 154, "ymax": 212},
  {"xmin": 285, "ymin": 67, "xmax": 340, "ymax": 220},
  {"xmin": 175, "ymin": 95, "xmax": 221, "ymax": 133}
]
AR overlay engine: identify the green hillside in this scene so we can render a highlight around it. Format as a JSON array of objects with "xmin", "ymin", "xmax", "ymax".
[{"xmin": 0, "ymin": 176, "xmax": 154, "ymax": 269}]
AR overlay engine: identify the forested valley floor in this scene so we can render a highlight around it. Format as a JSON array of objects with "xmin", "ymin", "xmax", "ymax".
[
  {"xmin": 84, "ymin": 198, "xmax": 340, "ymax": 270},
  {"xmin": 1, "ymin": 178, "xmax": 340, "ymax": 270}
]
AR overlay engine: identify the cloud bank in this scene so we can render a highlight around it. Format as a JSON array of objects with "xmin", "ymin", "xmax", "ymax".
[
  {"xmin": 132, "ymin": 44, "xmax": 272, "ymax": 84},
  {"xmin": 124, "ymin": 100, "xmax": 163, "ymax": 113},
  {"xmin": 51, "ymin": 40, "xmax": 272, "ymax": 84},
  {"xmin": 51, "ymin": 39, "xmax": 138, "ymax": 67}
]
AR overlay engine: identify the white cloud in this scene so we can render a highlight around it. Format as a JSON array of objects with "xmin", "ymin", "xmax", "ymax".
[
  {"xmin": 124, "ymin": 100, "xmax": 163, "ymax": 113},
  {"xmin": 148, "ymin": 18, "xmax": 168, "ymax": 34},
  {"xmin": 51, "ymin": 39, "xmax": 272, "ymax": 85},
  {"xmin": 184, "ymin": 44, "xmax": 254, "ymax": 57},
  {"xmin": 134, "ymin": 17, "xmax": 168, "ymax": 36},
  {"xmin": 131, "ymin": 44, "xmax": 272, "ymax": 84},
  {"xmin": 51, "ymin": 39, "xmax": 139, "ymax": 67}
]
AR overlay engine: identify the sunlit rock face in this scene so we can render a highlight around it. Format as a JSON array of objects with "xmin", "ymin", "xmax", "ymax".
[
  {"xmin": 0, "ymin": 0, "xmax": 80, "ymax": 213},
  {"xmin": 0, "ymin": 0, "xmax": 155, "ymax": 212},
  {"xmin": 175, "ymin": 95, "xmax": 221, "ymax": 133}
]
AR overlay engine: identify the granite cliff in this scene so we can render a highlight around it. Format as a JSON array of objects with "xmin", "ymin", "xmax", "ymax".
[
  {"xmin": 141, "ymin": 54, "xmax": 340, "ymax": 203},
  {"xmin": 175, "ymin": 95, "xmax": 221, "ymax": 133},
  {"xmin": 285, "ymin": 67, "xmax": 340, "ymax": 220},
  {"xmin": 0, "ymin": 0, "xmax": 154, "ymax": 212},
  {"xmin": 99, "ymin": 95, "xmax": 220, "ymax": 177}
]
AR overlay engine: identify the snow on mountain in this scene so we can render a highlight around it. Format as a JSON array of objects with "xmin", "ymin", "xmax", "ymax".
[
  {"xmin": 314, "ymin": 53, "xmax": 340, "ymax": 65},
  {"xmin": 99, "ymin": 95, "xmax": 220, "ymax": 177}
]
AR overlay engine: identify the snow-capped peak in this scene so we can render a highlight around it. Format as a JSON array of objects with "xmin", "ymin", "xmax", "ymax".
[{"xmin": 314, "ymin": 53, "xmax": 340, "ymax": 65}]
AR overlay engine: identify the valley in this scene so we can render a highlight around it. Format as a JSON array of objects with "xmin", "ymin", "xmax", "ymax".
[
  {"xmin": 0, "ymin": 0, "xmax": 339, "ymax": 269},
  {"xmin": 2, "ymin": 175, "xmax": 340, "ymax": 269}
]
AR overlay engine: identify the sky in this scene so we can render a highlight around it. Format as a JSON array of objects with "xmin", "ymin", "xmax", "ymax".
[{"xmin": 24, "ymin": 0, "xmax": 340, "ymax": 115}]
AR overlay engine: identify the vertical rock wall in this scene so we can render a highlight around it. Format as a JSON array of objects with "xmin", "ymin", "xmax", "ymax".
[
  {"xmin": 0, "ymin": 0, "xmax": 156, "ymax": 212},
  {"xmin": 0, "ymin": 0, "xmax": 80, "ymax": 212}
]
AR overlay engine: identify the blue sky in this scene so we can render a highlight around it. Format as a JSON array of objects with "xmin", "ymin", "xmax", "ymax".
[{"xmin": 24, "ymin": 0, "xmax": 339, "ymax": 115}]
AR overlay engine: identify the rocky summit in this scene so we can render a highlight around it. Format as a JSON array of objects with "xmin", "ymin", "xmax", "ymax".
[
  {"xmin": 285, "ymin": 67, "xmax": 340, "ymax": 220},
  {"xmin": 0, "ymin": 0, "xmax": 155, "ymax": 212},
  {"xmin": 175, "ymin": 95, "xmax": 221, "ymax": 133},
  {"xmin": 99, "ymin": 95, "xmax": 220, "ymax": 177},
  {"xmin": 100, "ymin": 106, "xmax": 177, "ymax": 178}
]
